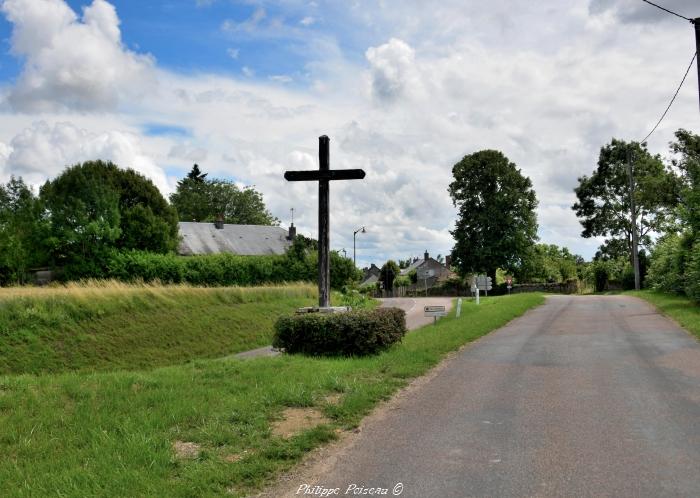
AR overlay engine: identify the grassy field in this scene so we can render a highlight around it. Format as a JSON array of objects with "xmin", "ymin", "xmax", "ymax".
[
  {"xmin": 0, "ymin": 281, "xmax": 317, "ymax": 375},
  {"xmin": 628, "ymin": 290, "xmax": 700, "ymax": 340},
  {"xmin": 0, "ymin": 292, "xmax": 543, "ymax": 497}
]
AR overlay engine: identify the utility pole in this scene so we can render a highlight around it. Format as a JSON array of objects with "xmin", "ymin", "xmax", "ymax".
[
  {"xmin": 694, "ymin": 19, "xmax": 700, "ymax": 110},
  {"xmin": 627, "ymin": 146, "xmax": 641, "ymax": 291}
]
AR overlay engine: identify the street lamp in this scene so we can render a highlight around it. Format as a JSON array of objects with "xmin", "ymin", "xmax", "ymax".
[{"xmin": 353, "ymin": 226, "xmax": 366, "ymax": 267}]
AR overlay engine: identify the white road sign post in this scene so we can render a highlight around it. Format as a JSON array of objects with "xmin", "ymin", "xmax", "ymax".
[
  {"xmin": 424, "ymin": 305, "xmax": 447, "ymax": 325},
  {"xmin": 472, "ymin": 275, "xmax": 492, "ymax": 304},
  {"xmin": 456, "ymin": 298, "xmax": 462, "ymax": 318}
]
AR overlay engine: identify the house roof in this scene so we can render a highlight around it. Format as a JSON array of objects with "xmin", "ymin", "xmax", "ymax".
[
  {"xmin": 178, "ymin": 222, "xmax": 292, "ymax": 256},
  {"xmin": 400, "ymin": 258, "xmax": 429, "ymax": 275}
]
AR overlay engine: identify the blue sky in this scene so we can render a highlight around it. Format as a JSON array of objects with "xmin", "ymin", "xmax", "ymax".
[
  {"xmin": 0, "ymin": 0, "xmax": 380, "ymax": 83},
  {"xmin": 0, "ymin": 0, "xmax": 697, "ymax": 266}
]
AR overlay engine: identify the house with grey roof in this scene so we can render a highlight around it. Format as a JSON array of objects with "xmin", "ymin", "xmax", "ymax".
[
  {"xmin": 400, "ymin": 251, "xmax": 455, "ymax": 290},
  {"xmin": 177, "ymin": 221, "xmax": 296, "ymax": 256}
]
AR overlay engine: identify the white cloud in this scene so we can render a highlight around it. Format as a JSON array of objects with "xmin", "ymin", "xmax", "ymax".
[
  {"xmin": 365, "ymin": 38, "xmax": 417, "ymax": 103},
  {"xmin": 300, "ymin": 16, "xmax": 315, "ymax": 26},
  {"xmin": 221, "ymin": 7, "xmax": 266, "ymax": 33},
  {"xmin": 0, "ymin": 0, "xmax": 155, "ymax": 112},
  {"xmin": 269, "ymin": 75, "xmax": 293, "ymax": 84},
  {"xmin": 2, "ymin": 121, "xmax": 169, "ymax": 192},
  {"xmin": 242, "ymin": 66, "xmax": 255, "ymax": 77},
  {"xmin": 226, "ymin": 47, "xmax": 240, "ymax": 59}
]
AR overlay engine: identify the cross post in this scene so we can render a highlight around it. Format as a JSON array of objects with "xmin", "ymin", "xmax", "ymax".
[{"xmin": 284, "ymin": 136, "xmax": 365, "ymax": 308}]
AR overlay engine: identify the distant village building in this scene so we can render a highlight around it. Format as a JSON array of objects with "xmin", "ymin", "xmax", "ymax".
[
  {"xmin": 360, "ymin": 252, "xmax": 455, "ymax": 293},
  {"xmin": 177, "ymin": 221, "xmax": 296, "ymax": 256},
  {"xmin": 360, "ymin": 263, "xmax": 381, "ymax": 287},
  {"xmin": 400, "ymin": 251, "xmax": 455, "ymax": 291}
]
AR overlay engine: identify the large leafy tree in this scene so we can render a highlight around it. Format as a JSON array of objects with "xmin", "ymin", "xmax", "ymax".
[
  {"xmin": 40, "ymin": 160, "xmax": 179, "ymax": 275},
  {"xmin": 449, "ymin": 150, "xmax": 538, "ymax": 282},
  {"xmin": 572, "ymin": 139, "xmax": 678, "ymax": 265},
  {"xmin": 0, "ymin": 177, "xmax": 46, "ymax": 284},
  {"xmin": 170, "ymin": 165, "xmax": 279, "ymax": 225}
]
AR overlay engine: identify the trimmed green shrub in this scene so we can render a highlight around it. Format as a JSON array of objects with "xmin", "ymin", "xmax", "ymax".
[{"xmin": 273, "ymin": 307, "xmax": 407, "ymax": 356}]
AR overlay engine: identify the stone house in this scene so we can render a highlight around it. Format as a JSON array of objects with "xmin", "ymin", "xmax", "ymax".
[{"xmin": 400, "ymin": 251, "xmax": 456, "ymax": 291}]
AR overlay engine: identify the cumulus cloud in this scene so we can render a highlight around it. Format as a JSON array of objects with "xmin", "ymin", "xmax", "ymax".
[
  {"xmin": 2, "ymin": 121, "xmax": 169, "ymax": 192},
  {"xmin": 0, "ymin": 0, "xmax": 155, "ymax": 112},
  {"xmin": 365, "ymin": 38, "xmax": 417, "ymax": 103},
  {"xmin": 589, "ymin": 0, "xmax": 695, "ymax": 23}
]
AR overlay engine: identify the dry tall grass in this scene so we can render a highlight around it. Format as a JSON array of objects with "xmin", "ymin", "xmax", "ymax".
[{"xmin": 0, "ymin": 280, "xmax": 316, "ymax": 302}]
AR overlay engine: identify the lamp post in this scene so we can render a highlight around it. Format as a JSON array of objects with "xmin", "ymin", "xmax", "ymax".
[{"xmin": 353, "ymin": 226, "xmax": 366, "ymax": 267}]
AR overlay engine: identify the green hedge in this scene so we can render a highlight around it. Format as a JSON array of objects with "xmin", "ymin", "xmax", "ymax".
[
  {"xmin": 273, "ymin": 307, "xmax": 407, "ymax": 356},
  {"xmin": 105, "ymin": 251, "xmax": 302, "ymax": 286},
  {"xmin": 58, "ymin": 249, "xmax": 360, "ymax": 288}
]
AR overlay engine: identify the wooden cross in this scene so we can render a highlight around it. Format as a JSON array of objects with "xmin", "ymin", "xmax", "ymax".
[{"xmin": 285, "ymin": 136, "xmax": 365, "ymax": 307}]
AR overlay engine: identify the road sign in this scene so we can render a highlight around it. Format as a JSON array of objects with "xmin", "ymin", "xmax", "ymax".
[
  {"xmin": 424, "ymin": 305, "xmax": 447, "ymax": 317},
  {"xmin": 475, "ymin": 275, "xmax": 492, "ymax": 291},
  {"xmin": 425, "ymin": 305, "xmax": 447, "ymax": 325}
]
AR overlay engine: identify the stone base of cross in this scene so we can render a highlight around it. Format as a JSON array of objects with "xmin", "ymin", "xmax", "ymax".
[{"xmin": 284, "ymin": 136, "xmax": 365, "ymax": 308}]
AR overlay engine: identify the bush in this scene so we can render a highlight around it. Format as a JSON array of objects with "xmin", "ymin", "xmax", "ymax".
[
  {"xmin": 684, "ymin": 238, "xmax": 700, "ymax": 302},
  {"xmin": 621, "ymin": 264, "xmax": 636, "ymax": 290},
  {"xmin": 647, "ymin": 232, "xmax": 692, "ymax": 295},
  {"xmin": 592, "ymin": 261, "xmax": 609, "ymax": 292},
  {"xmin": 273, "ymin": 307, "xmax": 407, "ymax": 356}
]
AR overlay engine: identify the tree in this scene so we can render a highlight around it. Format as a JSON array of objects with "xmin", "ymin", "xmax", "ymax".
[
  {"xmin": 449, "ymin": 150, "xmax": 538, "ymax": 282},
  {"xmin": 186, "ymin": 164, "xmax": 207, "ymax": 183},
  {"xmin": 670, "ymin": 129, "xmax": 700, "ymax": 235},
  {"xmin": 0, "ymin": 177, "xmax": 46, "ymax": 284},
  {"xmin": 40, "ymin": 160, "xmax": 179, "ymax": 276},
  {"xmin": 515, "ymin": 244, "xmax": 578, "ymax": 283},
  {"xmin": 379, "ymin": 260, "xmax": 400, "ymax": 293},
  {"xmin": 170, "ymin": 166, "xmax": 279, "ymax": 225},
  {"xmin": 573, "ymin": 139, "xmax": 678, "ymax": 267}
]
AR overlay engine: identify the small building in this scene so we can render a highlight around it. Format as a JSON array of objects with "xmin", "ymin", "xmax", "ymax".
[
  {"xmin": 360, "ymin": 263, "xmax": 381, "ymax": 287},
  {"xmin": 178, "ymin": 221, "xmax": 296, "ymax": 256},
  {"xmin": 400, "ymin": 251, "xmax": 455, "ymax": 290}
]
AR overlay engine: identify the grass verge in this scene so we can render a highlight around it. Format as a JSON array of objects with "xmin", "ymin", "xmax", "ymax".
[
  {"xmin": 0, "ymin": 293, "xmax": 543, "ymax": 497},
  {"xmin": 0, "ymin": 281, "xmax": 317, "ymax": 375},
  {"xmin": 627, "ymin": 290, "xmax": 700, "ymax": 340}
]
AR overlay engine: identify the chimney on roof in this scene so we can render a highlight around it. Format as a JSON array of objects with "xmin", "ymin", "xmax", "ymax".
[
  {"xmin": 287, "ymin": 223, "xmax": 297, "ymax": 240},
  {"xmin": 424, "ymin": 250, "xmax": 429, "ymax": 261},
  {"xmin": 445, "ymin": 255, "xmax": 452, "ymax": 268},
  {"xmin": 214, "ymin": 214, "xmax": 224, "ymax": 229}
]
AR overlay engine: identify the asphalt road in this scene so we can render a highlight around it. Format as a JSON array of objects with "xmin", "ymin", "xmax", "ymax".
[
  {"xmin": 273, "ymin": 295, "xmax": 700, "ymax": 498},
  {"xmin": 379, "ymin": 297, "xmax": 454, "ymax": 330}
]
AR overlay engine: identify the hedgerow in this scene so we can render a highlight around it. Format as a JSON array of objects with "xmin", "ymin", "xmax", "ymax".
[{"xmin": 91, "ymin": 248, "xmax": 359, "ymax": 288}]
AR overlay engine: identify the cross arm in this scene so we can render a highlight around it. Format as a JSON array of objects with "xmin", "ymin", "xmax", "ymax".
[{"xmin": 284, "ymin": 169, "xmax": 366, "ymax": 182}]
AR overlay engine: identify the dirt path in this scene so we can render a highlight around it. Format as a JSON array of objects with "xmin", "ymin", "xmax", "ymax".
[{"xmin": 261, "ymin": 295, "xmax": 700, "ymax": 498}]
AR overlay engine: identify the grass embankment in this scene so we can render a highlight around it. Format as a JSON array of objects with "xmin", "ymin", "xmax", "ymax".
[
  {"xmin": 0, "ymin": 281, "xmax": 317, "ymax": 375},
  {"xmin": 0, "ymin": 293, "xmax": 543, "ymax": 497},
  {"xmin": 628, "ymin": 289, "xmax": 700, "ymax": 340}
]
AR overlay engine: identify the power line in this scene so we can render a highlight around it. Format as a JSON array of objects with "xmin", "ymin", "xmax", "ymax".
[
  {"xmin": 640, "ymin": 0, "xmax": 692, "ymax": 22},
  {"xmin": 640, "ymin": 51, "xmax": 697, "ymax": 144}
]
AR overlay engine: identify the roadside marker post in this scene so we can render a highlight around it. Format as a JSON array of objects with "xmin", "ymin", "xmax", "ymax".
[{"xmin": 456, "ymin": 298, "xmax": 462, "ymax": 318}]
